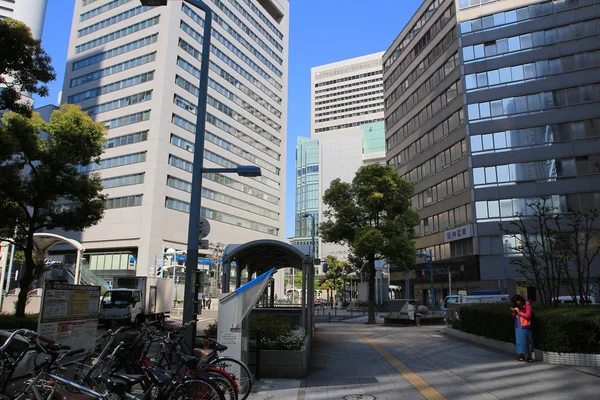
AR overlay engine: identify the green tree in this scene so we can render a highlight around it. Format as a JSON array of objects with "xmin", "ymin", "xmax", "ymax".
[
  {"xmin": 0, "ymin": 18, "xmax": 55, "ymax": 115},
  {"xmin": 320, "ymin": 164, "xmax": 420, "ymax": 324},
  {"xmin": 324, "ymin": 255, "xmax": 354, "ymax": 303},
  {"xmin": 0, "ymin": 105, "xmax": 107, "ymax": 317}
]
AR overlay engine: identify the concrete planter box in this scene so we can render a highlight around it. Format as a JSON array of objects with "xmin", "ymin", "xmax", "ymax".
[
  {"xmin": 248, "ymin": 335, "xmax": 311, "ymax": 379},
  {"xmin": 444, "ymin": 327, "xmax": 600, "ymax": 367}
]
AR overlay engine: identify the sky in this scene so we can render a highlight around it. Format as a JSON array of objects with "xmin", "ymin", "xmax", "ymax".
[{"xmin": 33, "ymin": 0, "xmax": 424, "ymax": 240}]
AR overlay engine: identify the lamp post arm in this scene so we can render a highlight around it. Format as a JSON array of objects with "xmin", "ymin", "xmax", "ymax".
[{"xmin": 183, "ymin": 0, "xmax": 213, "ymax": 352}]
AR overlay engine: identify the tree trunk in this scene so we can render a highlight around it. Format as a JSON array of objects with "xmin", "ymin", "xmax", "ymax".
[
  {"xmin": 14, "ymin": 235, "xmax": 35, "ymax": 318},
  {"xmin": 367, "ymin": 258, "xmax": 376, "ymax": 324}
]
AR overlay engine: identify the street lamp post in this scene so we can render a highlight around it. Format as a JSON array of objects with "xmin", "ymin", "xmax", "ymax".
[
  {"xmin": 302, "ymin": 213, "xmax": 315, "ymax": 331},
  {"xmin": 141, "ymin": 0, "xmax": 261, "ymax": 351},
  {"xmin": 499, "ymin": 223, "xmax": 508, "ymax": 295}
]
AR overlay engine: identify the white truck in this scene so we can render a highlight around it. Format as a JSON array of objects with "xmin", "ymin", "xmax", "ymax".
[{"xmin": 99, "ymin": 276, "xmax": 172, "ymax": 326}]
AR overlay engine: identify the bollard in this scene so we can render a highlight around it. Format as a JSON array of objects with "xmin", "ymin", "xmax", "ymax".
[{"xmin": 328, "ymin": 312, "xmax": 331, "ymax": 323}]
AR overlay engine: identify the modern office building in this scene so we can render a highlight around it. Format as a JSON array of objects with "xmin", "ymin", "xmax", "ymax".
[
  {"xmin": 292, "ymin": 53, "xmax": 385, "ymax": 269},
  {"xmin": 55, "ymin": 0, "xmax": 289, "ymax": 295},
  {"xmin": 0, "ymin": 0, "xmax": 48, "ymax": 39},
  {"xmin": 384, "ymin": 0, "xmax": 600, "ymax": 305}
]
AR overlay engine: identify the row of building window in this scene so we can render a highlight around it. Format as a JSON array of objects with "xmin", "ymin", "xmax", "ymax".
[
  {"xmin": 240, "ymin": 0, "xmax": 283, "ymax": 39},
  {"xmin": 182, "ymin": 6, "xmax": 282, "ymax": 82},
  {"xmin": 78, "ymin": 4, "xmax": 150, "ymax": 37},
  {"xmin": 314, "ymin": 93, "xmax": 383, "ymax": 115},
  {"xmin": 178, "ymin": 35, "xmax": 282, "ymax": 104},
  {"xmin": 411, "ymin": 170, "xmax": 471, "ymax": 210},
  {"xmin": 315, "ymin": 77, "xmax": 382, "ymax": 97},
  {"xmin": 387, "ymin": 52, "xmax": 458, "ymax": 118},
  {"xmin": 174, "ymin": 94, "xmax": 197, "ymax": 115},
  {"xmin": 315, "ymin": 98, "xmax": 383, "ymax": 118},
  {"xmin": 71, "ymin": 52, "xmax": 156, "ymax": 88},
  {"xmin": 470, "ymin": 118, "xmax": 600, "ymax": 154},
  {"xmin": 73, "ymin": 34, "xmax": 157, "ymax": 71},
  {"xmin": 475, "ymin": 195, "xmax": 565, "ymax": 222},
  {"xmin": 458, "ymin": 0, "xmax": 504, "ymax": 10},
  {"xmin": 463, "ymin": 18, "xmax": 600, "ymax": 62},
  {"xmin": 106, "ymin": 194, "xmax": 143, "ymax": 209},
  {"xmin": 387, "ymin": 80, "xmax": 461, "ymax": 142},
  {"xmin": 297, "ymin": 165, "xmax": 318, "ymax": 177},
  {"xmin": 89, "ymin": 252, "xmax": 135, "ymax": 271},
  {"xmin": 466, "ymin": 50, "xmax": 600, "ymax": 92},
  {"xmin": 315, "ymin": 107, "xmax": 384, "ymax": 124},
  {"xmin": 165, "ymin": 197, "xmax": 279, "ymax": 235},
  {"xmin": 207, "ymin": 74, "xmax": 281, "ymax": 131},
  {"xmin": 102, "ymin": 110, "xmax": 150, "ymax": 130},
  {"xmin": 315, "ymin": 85, "xmax": 383, "ymax": 106},
  {"xmin": 314, "ymin": 70, "xmax": 381, "ymax": 89},
  {"xmin": 178, "ymin": 39, "xmax": 281, "ymax": 116},
  {"xmin": 205, "ymin": 131, "xmax": 280, "ymax": 175},
  {"xmin": 76, "ymin": 16, "xmax": 160, "ymax": 54},
  {"xmin": 204, "ymin": 172, "xmax": 279, "ymax": 204},
  {"xmin": 460, "ymin": 0, "xmax": 596, "ymax": 34},
  {"xmin": 467, "ymin": 83, "xmax": 600, "ymax": 122},
  {"xmin": 80, "ymin": 0, "xmax": 132, "ymax": 22},
  {"xmin": 418, "ymin": 238, "xmax": 474, "ymax": 262},
  {"xmin": 167, "ymin": 175, "xmax": 278, "ymax": 220},
  {"xmin": 384, "ymin": 0, "xmax": 446, "ymax": 71},
  {"xmin": 68, "ymin": 71, "xmax": 154, "ymax": 103},
  {"xmin": 417, "ymin": 203, "xmax": 473, "ymax": 237},
  {"xmin": 314, "ymin": 118, "xmax": 383, "ymax": 134},
  {"xmin": 176, "ymin": 56, "xmax": 281, "ymax": 132},
  {"xmin": 401, "ymin": 140, "xmax": 467, "ymax": 185},
  {"xmin": 101, "ymin": 172, "xmax": 144, "ymax": 189},
  {"xmin": 82, "ymin": 0, "xmax": 98, "ymax": 6},
  {"xmin": 84, "ymin": 91, "xmax": 152, "ymax": 116},
  {"xmin": 209, "ymin": 0, "xmax": 283, "ymax": 60},
  {"xmin": 386, "ymin": 53, "xmax": 460, "ymax": 128},
  {"xmin": 103, "ymin": 130, "xmax": 148, "ymax": 149},
  {"xmin": 221, "ymin": 0, "xmax": 283, "ymax": 52},
  {"xmin": 202, "ymin": 6, "xmax": 283, "ymax": 76},
  {"xmin": 473, "ymin": 155, "xmax": 600, "ymax": 187},
  {"xmin": 79, "ymin": 151, "xmax": 146, "ymax": 173},
  {"xmin": 388, "ymin": 108, "xmax": 465, "ymax": 165},
  {"xmin": 384, "ymin": 4, "xmax": 455, "ymax": 90},
  {"xmin": 206, "ymin": 113, "xmax": 280, "ymax": 159}
]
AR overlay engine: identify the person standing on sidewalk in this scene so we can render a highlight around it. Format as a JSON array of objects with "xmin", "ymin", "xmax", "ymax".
[{"xmin": 511, "ymin": 294, "xmax": 533, "ymax": 363}]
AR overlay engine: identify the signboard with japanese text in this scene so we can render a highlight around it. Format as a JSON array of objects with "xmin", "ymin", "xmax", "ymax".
[
  {"xmin": 444, "ymin": 225, "xmax": 473, "ymax": 243},
  {"xmin": 37, "ymin": 282, "xmax": 100, "ymax": 354}
]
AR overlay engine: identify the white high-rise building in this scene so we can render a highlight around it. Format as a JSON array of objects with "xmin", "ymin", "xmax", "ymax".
[
  {"xmin": 57, "ymin": 0, "xmax": 289, "ymax": 290},
  {"xmin": 293, "ymin": 52, "xmax": 385, "ymax": 267},
  {"xmin": 0, "ymin": 0, "xmax": 48, "ymax": 39}
]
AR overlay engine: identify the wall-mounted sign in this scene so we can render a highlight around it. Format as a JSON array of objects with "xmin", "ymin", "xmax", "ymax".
[{"xmin": 444, "ymin": 224, "xmax": 473, "ymax": 243}]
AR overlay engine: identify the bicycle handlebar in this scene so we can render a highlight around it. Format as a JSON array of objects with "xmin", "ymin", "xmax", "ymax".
[{"xmin": 0, "ymin": 329, "xmax": 37, "ymax": 352}]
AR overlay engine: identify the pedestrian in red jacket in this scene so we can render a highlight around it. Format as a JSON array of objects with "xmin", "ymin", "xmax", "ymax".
[{"xmin": 511, "ymin": 294, "xmax": 533, "ymax": 363}]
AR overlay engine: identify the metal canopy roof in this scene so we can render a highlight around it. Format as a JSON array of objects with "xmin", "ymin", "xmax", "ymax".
[
  {"xmin": 33, "ymin": 233, "xmax": 85, "ymax": 253},
  {"xmin": 222, "ymin": 239, "xmax": 311, "ymax": 275}
]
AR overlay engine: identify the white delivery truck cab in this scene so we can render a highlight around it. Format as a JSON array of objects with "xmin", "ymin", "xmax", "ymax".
[{"xmin": 99, "ymin": 276, "xmax": 172, "ymax": 326}]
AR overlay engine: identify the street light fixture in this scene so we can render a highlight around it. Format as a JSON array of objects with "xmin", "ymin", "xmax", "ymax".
[
  {"xmin": 140, "ymin": 0, "xmax": 262, "ymax": 351},
  {"xmin": 416, "ymin": 251, "xmax": 435, "ymax": 308}
]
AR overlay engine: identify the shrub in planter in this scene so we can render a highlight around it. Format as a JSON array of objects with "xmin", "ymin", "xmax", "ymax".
[
  {"xmin": 249, "ymin": 314, "xmax": 305, "ymax": 351},
  {"xmin": 457, "ymin": 303, "xmax": 600, "ymax": 354}
]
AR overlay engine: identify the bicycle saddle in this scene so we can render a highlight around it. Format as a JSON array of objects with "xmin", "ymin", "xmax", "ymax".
[
  {"xmin": 193, "ymin": 348, "xmax": 214, "ymax": 359},
  {"xmin": 179, "ymin": 353, "xmax": 199, "ymax": 368},
  {"xmin": 111, "ymin": 373, "xmax": 144, "ymax": 385}
]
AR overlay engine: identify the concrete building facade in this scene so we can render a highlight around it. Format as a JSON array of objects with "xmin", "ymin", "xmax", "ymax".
[
  {"xmin": 0, "ymin": 0, "xmax": 48, "ymax": 39},
  {"xmin": 56, "ymin": 0, "xmax": 289, "ymax": 296},
  {"xmin": 384, "ymin": 0, "xmax": 600, "ymax": 305}
]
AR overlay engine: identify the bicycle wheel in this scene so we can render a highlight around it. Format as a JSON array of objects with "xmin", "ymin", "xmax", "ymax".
[
  {"xmin": 200, "ymin": 369, "xmax": 238, "ymax": 400},
  {"xmin": 209, "ymin": 357, "xmax": 251, "ymax": 400},
  {"xmin": 168, "ymin": 378, "xmax": 224, "ymax": 400}
]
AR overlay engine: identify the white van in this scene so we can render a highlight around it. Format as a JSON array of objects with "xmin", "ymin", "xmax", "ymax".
[{"xmin": 554, "ymin": 295, "xmax": 597, "ymax": 305}]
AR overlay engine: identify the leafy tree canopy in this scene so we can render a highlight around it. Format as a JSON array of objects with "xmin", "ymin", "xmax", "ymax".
[
  {"xmin": 0, "ymin": 18, "xmax": 55, "ymax": 115},
  {"xmin": 0, "ymin": 104, "xmax": 106, "ymax": 316}
]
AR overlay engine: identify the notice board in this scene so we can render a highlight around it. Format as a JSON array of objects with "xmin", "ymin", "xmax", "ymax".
[{"xmin": 37, "ymin": 282, "xmax": 100, "ymax": 353}]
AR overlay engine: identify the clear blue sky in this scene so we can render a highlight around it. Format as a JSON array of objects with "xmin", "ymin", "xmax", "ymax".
[{"xmin": 34, "ymin": 0, "xmax": 423, "ymax": 240}]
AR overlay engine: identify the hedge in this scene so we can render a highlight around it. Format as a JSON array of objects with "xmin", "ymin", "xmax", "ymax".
[
  {"xmin": 455, "ymin": 303, "xmax": 600, "ymax": 354},
  {"xmin": 0, "ymin": 313, "xmax": 39, "ymax": 330}
]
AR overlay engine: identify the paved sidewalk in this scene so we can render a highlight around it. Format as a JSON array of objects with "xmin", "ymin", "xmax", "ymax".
[{"xmin": 242, "ymin": 322, "xmax": 600, "ymax": 399}]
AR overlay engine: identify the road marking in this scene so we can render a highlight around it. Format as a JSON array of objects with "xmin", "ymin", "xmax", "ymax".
[{"xmin": 354, "ymin": 327, "xmax": 447, "ymax": 400}]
